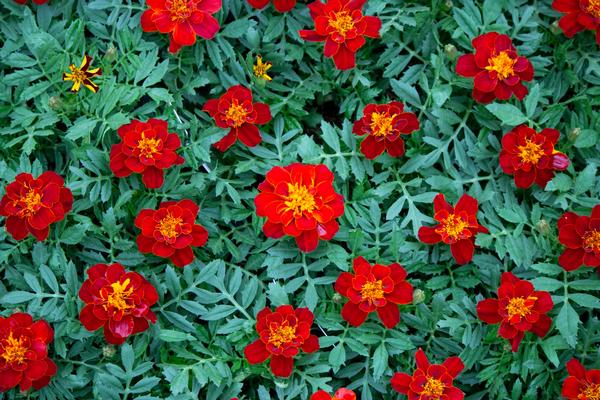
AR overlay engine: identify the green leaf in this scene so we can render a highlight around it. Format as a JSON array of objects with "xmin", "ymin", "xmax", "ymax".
[
  {"xmin": 556, "ymin": 301, "xmax": 579, "ymax": 348},
  {"xmin": 485, "ymin": 103, "xmax": 528, "ymax": 125}
]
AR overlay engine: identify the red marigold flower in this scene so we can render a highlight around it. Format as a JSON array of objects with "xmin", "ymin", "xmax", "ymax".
[
  {"xmin": 562, "ymin": 358, "xmax": 600, "ymax": 400},
  {"xmin": 456, "ymin": 32, "xmax": 534, "ymax": 104},
  {"xmin": 476, "ymin": 272, "xmax": 554, "ymax": 352},
  {"xmin": 0, "ymin": 313, "xmax": 57, "ymax": 393},
  {"xmin": 13, "ymin": 0, "xmax": 48, "ymax": 4},
  {"xmin": 499, "ymin": 125, "xmax": 570, "ymax": 189},
  {"xmin": 390, "ymin": 348, "xmax": 465, "ymax": 400},
  {"xmin": 298, "ymin": 0, "xmax": 382, "ymax": 70},
  {"xmin": 311, "ymin": 388, "xmax": 356, "ymax": 400},
  {"xmin": 352, "ymin": 102, "xmax": 419, "ymax": 159},
  {"xmin": 109, "ymin": 119, "xmax": 185, "ymax": 189},
  {"xmin": 134, "ymin": 199, "xmax": 208, "ymax": 267},
  {"xmin": 254, "ymin": 163, "xmax": 344, "ymax": 253},
  {"xmin": 0, "ymin": 172, "xmax": 73, "ymax": 241},
  {"xmin": 418, "ymin": 194, "xmax": 488, "ymax": 265},
  {"xmin": 553, "ymin": 0, "xmax": 600, "ymax": 45},
  {"xmin": 557, "ymin": 205, "xmax": 600, "ymax": 271},
  {"xmin": 78, "ymin": 263, "xmax": 159, "ymax": 345},
  {"xmin": 244, "ymin": 305, "xmax": 319, "ymax": 378},
  {"xmin": 334, "ymin": 256, "xmax": 413, "ymax": 328},
  {"xmin": 141, "ymin": 0, "xmax": 221, "ymax": 54},
  {"xmin": 247, "ymin": 0, "xmax": 296, "ymax": 12},
  {"xmin": 203, "ymin": 85, "xmax": 272, "ymax": 152}
]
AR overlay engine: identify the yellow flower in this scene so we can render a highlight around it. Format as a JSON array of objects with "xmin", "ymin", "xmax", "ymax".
[
  {"xmin": 62, "ymin": 55, "xmax": 102, "ymax": 93},
  {"xmin": 253, "ymin": 55, "xmax": 272, "ymax": 81}
]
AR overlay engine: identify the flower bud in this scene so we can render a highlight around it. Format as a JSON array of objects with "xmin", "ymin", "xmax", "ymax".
[
  {"xmin": 444, "ymin": 44, "xmax": 457, "ymax": 60},
  {"xmin": 536, "ymin": 219, "xmax": 550, "ymax": 236},
  {"xmin": 48, "ymin": 96, "xmax": 63, "ymax": 110},
  {"xmin": 105, "ymin": 45, "xmax": 118, "ymax": 61},
  {"xmin": 413, "ymin": 288, "xmax": 425, "ymax": 304},
  {"xmin": 102, "ymin": 345, "xmax": 116, "ymax": 358},
  {"xmin": 444, "ymin": 0, "xmax": 453, "ymax": 8},
  {"xmin": 332, "ymin": 292, "xmax": 343, "ymax": 304},
  {"xmin": 567, "ymin": 127, "xmax": 581, "ymax": 142},
  {"xmin": 550, "ymin": 21, "xmax": 562, "ymax": 35}
]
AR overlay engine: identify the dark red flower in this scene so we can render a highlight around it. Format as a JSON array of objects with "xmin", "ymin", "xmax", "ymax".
[
  {"xmin": 476, "ymin": 272, "xmax": 553, "ymax": 352},
  {"xmin": 78, "ymin": 263, "xmax": 159, "ymax": 345},
  {"xmin": 134, "ymin": 199, "xmax": 208, "ymax": 267},
  {"xmin": 390, "ymin": 348, "xmax": 464, "ymax": 400},
  {"xmin": 334, "ymin": 256, "xmax": 413, "ymax": 328},
  {"xmin": 352, "ymin": 102, "xmax": 420, "ymax": 159},
  {"xmin": 244, "ymin": 305, "xmax": 319, "ymax": 378},
  {"xmin": 499, "ymin": 125, "xmax": 570, "ymax": 189},
  {"xmin": 553, "ymin": 0, "xmax": 600, "ymax": 45},
  {"xmin": 109, "ymin": 119, "xmax": 184, "ymax": 189},
  {"xmin": 299, "ymin": 0, "xmax": 381, "ymax": 70},
  {"xmin": 247, "ymin": 0, "xmax": 296, "ymax": 12},
  {"xmin": 418, "ymin": 194, "xmax": 488, "ymax": 265},
  {"xmin": 254, "ymin": 163, "xmax": 344, "ymax": 253},
  {"xmin": 557, "ymin": 205, "xmax": 600, "ymax": 271},
  {"xmin": 141, "ymin": 0, "xmax": 221, "ymax": 54},
  {"xmin": 562, "ymin": 358, "xmax": 600, "ymax": 400},
  {"xmin": 456, "ymin": 32, "xmax": 534, "ymax": 103},
  {"xmin": 0, "ymin": 313, "xmax": 57, "ymax": 393},
  {"xmin": 0, "ymin": 172, "xmax": 73, "ymax": 241},
  {"xmin": 203, "ymin": 85, "xmax": 272, "ymax": 152},
  {"xmin": 13, "ymin": 0, "xmax": 48, "ymax": 4},
  {"xmin": 311, "ymin": 388, "xmax": 356, "ymax": 400}
]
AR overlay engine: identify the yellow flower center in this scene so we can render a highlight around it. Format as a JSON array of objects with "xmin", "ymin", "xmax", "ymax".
[
  {"xmin": 438, "ymin": 214, "xmax": 469, "ymax": 240},
  {"xmin": 360, "ymin": 280, "xmax": 385, "ymax": 303},
  {"xmin": 157, "ymin": 214, "xmax": 183, "ymax": 239},
  {"xmin": 268, "ymin": 323, "xmax": 296, "ymax": 348},
  {"xmin": 422, "ymin": 377, "xmax": 445, "ymax": 398},
  {"xmin": 225, "ymin": 100, "xmax": 249, "ymax": 128},
  {"xmin": 369, "ymin": 112, "xmax": 395, "ymax": 137},
  {"xmin": 105, "ymin": 278, "xmax": 134, "ymax": 312},
  {"xmin": 253, "ymin": 56, "xmax": 272, "ymax": 81},
  {"xmin": 168, "ymin": 0, "xmax": 195, "ymax": 22},
  {"xmin": 67, "ymin": 65, "xmax": 88, "ymax": 85},
  {"xmin": 137, "ymin": 133, "xmax": 162, "ymax": 159},
  {"xmin": 506, "ymin": 296, "xmax": 537, "ymax": 319},
  {"xmin": 583, "ymin": 230, "xmax": 600, "ymax": 253},
  {"xmin": 485, "ymin": 51, "xmax": 517, "ymax": 80},
  {"xmin": 19, "ymin": 188, "xmax": 42, "ymax": 217},
  {"xmin": 0, "ymin": 333, "xmax": 28, "ymax": 365},
  {"xmin": 328, "ymin": 11, "xmax": 355, "ymax": 37},
  {"xmin": 586, "ymin": 0, "xmax": 600, "ymax": 18},
  {"xmin": 284, "ymin": 183, "xmax": 316, "ymax": 216},
  {"xmin": 517, "ymin": 139, "xmax": 544, "ymax": 164},
  {"xmin": 579, "ymin": 384, "xmax": 600, "ymax": 400}
]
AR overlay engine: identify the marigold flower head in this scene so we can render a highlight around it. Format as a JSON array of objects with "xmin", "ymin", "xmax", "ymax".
[
  {"xmin": 0, "ymin": 171, "xmax": 73, "ymax": 241},
  {"xmin": 553, "ymin": 0, "xmax": 600, "ymax": 45},
  {"xmin": 62, "ymin": 55, "xmax": 102, "ymax": 93},
  {"xmin": 0, "ymin": 313, "xmax": 57, "ymax": 393},
  {"xmin": 557, "ymin": 205, "xmax": 600, "ymax": 272},
  {"xmin": 390, "ymin": 348, "xmax": 465, "ymax": 400},
  {"xmin": 418, "ymin": 194, "xmax": 488, "ymax": 265},
  {"xmin": 246, "ymin": 0, "xmax": 296, "ymax": 12},
  {"xmin": 299, "ymin": 0, "xmax": 382, "ymax": 70},
  {"xmin": 499, "ymin": 125, "xmax": 570, "ymax": 189},
  {"xmin": 476, "ymin": 272, "xmax": 554, "ymax": 352},
  {"xmin": 253, "ymin": 55, "xmax": 273, "ymax": 81},
  {"xmin": 456, "ymin": 32, "xmax": 534, "ymax": 103},
  {"xmin": 311, "ymin": 388, "xmax": 356, "ymax": 400},
  {"xmin": 254, "ymin": 163, "xmax": 344, "ymax": 253},
  {"xmin": 562, "ymin": 358, "xmax": 600, "ymax": 400},
  {"xmin": 13, "ymin": 0, "xmax": 48, "ymax": 4}
]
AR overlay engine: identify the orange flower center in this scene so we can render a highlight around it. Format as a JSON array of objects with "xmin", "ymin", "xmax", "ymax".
[
  {"xmin": 157, "ymin": 213, "xmax": 183, "ymax": 239},
  {"xmin": 579, "ymin": 384, "xmax": 600, "ymax": 400},
  {"xmin": 360, "ymin": 280, "xmax": 385, "ymax": 303},
  {"xmin": 422, "ymin": 377, "xmax": 445, "ymax": 398},
  {"xmin": 0, "ymin": 333, "xmax": 28, "ymax": 365},
  {"xmin": 370, "ymin": 112, "xmax": 395, "ymax": 137},
  {"xmin": 439, "ymin": 213, "xmax": 469, "ymax": 240},
  {"xmin": 105, "ymin": 278, "xmax": 135, "ymax": 312},
  {"xmin": 517, "ymin": 139, "xmax": 544, "ymax": 164},
  {"xmin": 285, "ymin": 183, "xmax": 316, "ymax": 216},
  {"xmin": 225, "ymin": 100, "xmax": 249, "ymax": 128},
  {"xmin": 506, "ymin": 296, "xmax": 537, "ymax": 319},
  {"xmin": 328, "ymin": 11, "xmax": 355, "ymax": 37},
  {"xmin": 19, "ymin": 188, "xmax": 42, "ymax": 217},
  {"xmin": 485, "ymin": 51, "xmax": 516, "ymax": 80},
  {"xmin": 268, "ymin": 323, "xmax": 296, "ymax": 348},
  {"xmin": 586, "ymin": 0, "xmax": 600, "ymax": 18},
  {"xmin": 168, "ymin": 0, "xmax": 195, "ymax": 23},
  {"xmin": 68, "ymin": 65, "xmax": 88, "ymax": 85},
  {"xmin": 137, "ymin": 133, "xmax": 162, "ymax": 159},
  {"xmin": 583, "ymin": 230, "xmax": 600, "ymax": 253}
]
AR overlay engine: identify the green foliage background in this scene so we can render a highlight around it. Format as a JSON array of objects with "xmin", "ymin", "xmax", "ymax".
[{"xmin": 1, "ymin": 0, "xmax": 599, "ymax": 399}]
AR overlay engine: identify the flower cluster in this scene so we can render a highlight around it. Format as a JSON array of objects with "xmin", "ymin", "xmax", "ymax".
[
  {"xmin": 562, "ymin": 358, "xmax": 600, "ymax": 400},
  {"xmin": 553, "ymin": 0, "xmax": 600, "ymax": 45},
  {"xmin": 558, "ymin": 205, "xmax": 600, "ymax": 272}
]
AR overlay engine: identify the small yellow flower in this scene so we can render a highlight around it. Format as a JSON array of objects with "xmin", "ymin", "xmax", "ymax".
[
  {"xmin": 253, "ymin": 55, "xmax": 272, "ymax": 81},
  {"xmin": 62, "ymin": 55, "xmax": 102, "ymax": 93}
]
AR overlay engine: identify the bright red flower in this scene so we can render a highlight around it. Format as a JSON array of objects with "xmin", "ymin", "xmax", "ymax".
[
  {"xmin": 562, "ymin": 358, "xmax": 600, "ymax": 400},
  {"xmin": 557, "ymin": 205, "xmax": 600, "ymax": 271},
  {"xmin": 418, "ymin": 194, "xmax": 488, "ymax": 265},
  {"xmin": 0, "ymin": 172, "xmax": 73, "ymax": 241},
  {"xmin": 298, "ymin": 0, "xmax": 381, "ymax": 70},
  {"xmin": 476, "ymin": 272, "xmax": 553, "ymax": 352},
  {"xmin": 352, "ymin": 102, "xmax": 419, "ymax": 159},
  {"xmin": 311, "ymin": 388, "xmax": 356, "ymax": 400},
  {"xmin": 456, "ymin": 32, "xmax": 534, "ymax": 104},
  {"xmin": 13, "ymin": 0, "xmax": 48, "ymax": 4},
  {"xmin": 553, "ymin": 0, "xmax": 600, "ymax": 45},
  {"xmin": 499, "ymin": 125, "xmax": 570, "ymax": 189},
  {"xmin": 254, "ymin": 163, "xmax": 344, "ymax": 253},
  {"xmin": 247, "ymin": 0, "xmax": 296, "ymax": 12},
  {"xmin": 334, "ymin": 256, "xmax": 413, "ymax": 328},
  {"xmin": 244, "ymin": 305, "xmax": 319, "ymax": 378},
  {"xmin": 203, "ymin": 85, "xmax": 272, "ymax": 152},
  {"xmin": 140, "ymin": 0, "xmax": 221, "ymax": 54},
  {"xmin": 134, "ymin": 199, "xmax": 208, "ymax": 267},
  {"xmin": 390, "ymin": 348, "xmax": 464, "ymax": 400},
  {"xmin": 0, "ymin": 313, "xmax": 57, "ymax": 393},
  {"xmin": 78, "ymin": 263, "xmax": 159, "ymax": 345},
  {"xmin": 109, "ymin": 119, "xmax": 185, "ymax": 189}
]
